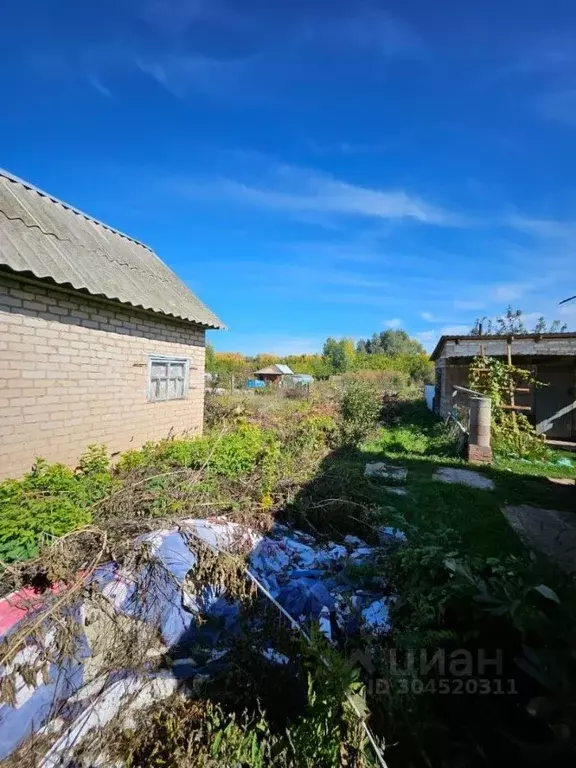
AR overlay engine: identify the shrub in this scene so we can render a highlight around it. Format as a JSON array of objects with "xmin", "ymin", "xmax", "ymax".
[
  {"xmin": 210, "ymin": 425, "xmax": 276, "ymax": 479},
  {"xmin": 116, "ymin": 449, "xmax": 150, "ymax": 473},
  {"xmin": 152, "ymin": 424, "xmax": 280, "ymax": 481},
  {"xmin": 156, "ymin": 437, "xmax": 211, "ymax": 469},
  {"xmin": 0, "ymin": 495, "xmax": 91, "ymax": 563},
  {"xmin": 338, "ymin": 380, "xmax": 381, "ymax": 447},
  {"xmin": 285, "ymin": 415, "xmax": 338, "ymax": 455},
  {"xmin": 78, "ymin": 444, "xmax": 110, "ymax": 475},
  {"xmin": 0, "ymin": 453, "xmax": 118, "ymax": 564}
]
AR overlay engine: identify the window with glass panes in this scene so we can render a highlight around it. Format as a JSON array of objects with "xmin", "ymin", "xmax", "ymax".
[{"xmin": 148, "ymin": 356, "xmax": 189, "ymax": 401}]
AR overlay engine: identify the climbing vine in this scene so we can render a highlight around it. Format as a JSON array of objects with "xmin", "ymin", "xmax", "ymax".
[{"xmin": 469, "ymin": 355, "xmax": 549, "ymax": 459}]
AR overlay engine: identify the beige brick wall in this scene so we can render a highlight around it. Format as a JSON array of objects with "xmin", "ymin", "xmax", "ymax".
[{"xmin": 0, "ymin": 273, "xmax": 207, "ymax": 480}]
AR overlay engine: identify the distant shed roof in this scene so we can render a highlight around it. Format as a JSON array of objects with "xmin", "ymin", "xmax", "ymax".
[
  {"xmin": 0, "ymin": 169, "xmax": 224, "ymax": 329},
  {"xmin": 431, "ymin": 333, "xmax": 576, "ymax": 362},
  {"xmin": 254, "ymin": 363, "xmax": 294, "ymax": 376}
]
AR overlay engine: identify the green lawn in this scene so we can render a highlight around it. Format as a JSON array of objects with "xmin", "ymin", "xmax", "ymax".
[{"xmin": 357, "ymin": 402, "xmax": 575, "ymax": 560}]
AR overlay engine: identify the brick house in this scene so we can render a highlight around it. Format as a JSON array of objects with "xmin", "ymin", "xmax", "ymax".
[
  {"xmin": 0, "ymin": 170, "xmax": 224, "ymax": 479},
  {"xmin": 432, "ymin": 333, "xmax": 576, "ymax": 440}
]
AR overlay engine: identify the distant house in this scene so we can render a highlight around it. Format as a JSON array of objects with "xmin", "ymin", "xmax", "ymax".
[
  {"xmin": 253, "ymin": 363, "xmax": 294, "ymax": 386},
  {"xmin": 0, "ymin": 169, "xmax": 224, "ymax": 479},
  {"xmin": 431, "ymin": 333, "xmax": 576, "ymax": 440}
]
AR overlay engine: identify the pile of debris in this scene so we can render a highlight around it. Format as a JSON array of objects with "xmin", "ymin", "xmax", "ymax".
[{"xmin": 0, "ymin": 517, "xmax": 405, "ymax": 765}]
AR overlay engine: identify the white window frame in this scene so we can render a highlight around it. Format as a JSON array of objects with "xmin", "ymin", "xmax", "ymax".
[{"xmin": 148, "ymin": 355, "xmax": 190, "ymax": 402}]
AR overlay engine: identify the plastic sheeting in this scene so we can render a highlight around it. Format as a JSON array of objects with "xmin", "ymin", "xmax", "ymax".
[{"xmin": 0, "ymin": 517, "xmax": 405, "ymax": 762}]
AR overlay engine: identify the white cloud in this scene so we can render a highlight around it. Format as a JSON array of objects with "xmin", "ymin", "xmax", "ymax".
[
  {"xmin": 421, "ymin": 311, "xmax": 434, "ymax": 322},
  {"xmin": 415, "ymin": 330, "xmax": 436, "ymax": 351},
  {"xmin": 174, "ymin": 166, "xmax": 459, "ymax": 226},
  {"xmin": 384, "ymin": 318, "xmax": 403, "ymax": 329},
  {"xmin": 490, "ymin": 283, "xmax": 528, "ymax": 302}
]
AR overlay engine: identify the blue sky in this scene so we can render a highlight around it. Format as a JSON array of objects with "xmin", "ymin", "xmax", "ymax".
[{"xmin": 2, "ymin": 0, "xmax": 576, "ymax": 354}]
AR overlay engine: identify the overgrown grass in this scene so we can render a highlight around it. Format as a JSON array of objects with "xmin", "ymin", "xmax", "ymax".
[{"xmin": 2, "ymin": 391, "xmax": 576, "ymax": 767}]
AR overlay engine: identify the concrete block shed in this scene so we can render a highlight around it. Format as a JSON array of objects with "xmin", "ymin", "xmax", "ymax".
[
  {"xmin": 431, "ymin": 334, "xmax": 576, "ymax": 441},
  {"xmin": 0, "ymin": 169, "xmax": 224, "ymax": 479}
]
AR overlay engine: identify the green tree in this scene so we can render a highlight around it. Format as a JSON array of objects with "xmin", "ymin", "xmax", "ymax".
[
  {"xmin": 205, "ymin": 342, "xmax": 217, "ymax": 372},
  {"xmin": 533, "ymin": 316, "xmax": 547, "ymax": 334},
  {"xmin": 356, "ymin": 329, "xmax": 425, "ymax": 357},
  {"xmin": 322, "ymin": 337, "xmax": 356, "ymax": 373}
]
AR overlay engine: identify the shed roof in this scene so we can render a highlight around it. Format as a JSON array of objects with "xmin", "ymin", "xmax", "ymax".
[
  {"xmin": 431, "ymin": 333, "xmax": 576, "ymax": 361},
  {"xmin": 254, "ymin": 363, "xmax": 294, "ymax": 375},
  {"xmin": 0, "ymin": 169, "xmax": 224, "ymax": 329}
]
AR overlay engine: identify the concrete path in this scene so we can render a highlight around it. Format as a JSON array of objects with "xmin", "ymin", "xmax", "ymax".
[{"xmin": 502, "ymin": 504, "xmax": 576, "ymax": 573}]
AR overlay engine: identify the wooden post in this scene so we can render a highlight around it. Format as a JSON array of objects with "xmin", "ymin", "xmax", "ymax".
[{"xmin": 507, "ymin": 336, "xmax": 518, "ymax": 431}]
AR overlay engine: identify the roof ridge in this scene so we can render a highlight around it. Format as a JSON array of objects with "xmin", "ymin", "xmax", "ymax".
[{"xmin": 0, "ymin": 168, "xmax": 152, "ymax": 252}]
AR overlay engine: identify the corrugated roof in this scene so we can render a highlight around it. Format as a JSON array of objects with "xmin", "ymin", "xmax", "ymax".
[
  {"xmin": 254, "ymin": 363, "xmax": 294, "ymax": 375},
  {"xmin": 0, "ymin": 169, "xmax": 224, "ymax": 329}
]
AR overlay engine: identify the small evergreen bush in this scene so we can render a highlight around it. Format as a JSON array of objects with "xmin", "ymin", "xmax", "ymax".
[{"xmin": 338, "ymin": 380, "xmax": 381, "ymax": 447}]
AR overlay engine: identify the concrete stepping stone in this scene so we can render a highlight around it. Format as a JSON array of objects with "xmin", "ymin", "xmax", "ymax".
[
  {"xmin": 433, "ymin": 467, "xmax": 494, "ymax": 491},
  {"xmin": 364, "ymin": 462, "xmax": 407, "ymax": 483},
  {"xmin": 547, "ymin": 477, "xmax": 576, "ymax": 487},
  {"xmin": 384, "ymin": 487, "xmax": 408, "ymax": 496},
  {"xmin": 502, "ymin": 505, "xmax": 576, "ymax": 574}
]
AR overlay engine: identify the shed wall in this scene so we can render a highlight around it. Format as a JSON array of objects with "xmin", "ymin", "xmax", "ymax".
[
  {"xmin": 435, "ymin": 356, "xmax": 576, "ymax": 439},
  {"xmin": 0, "ymin": 274, "xmax": 205, "ymax": 479},
  {"xmin": 441, "ymin": 337, "xmax": 576, "ymax": 360}
]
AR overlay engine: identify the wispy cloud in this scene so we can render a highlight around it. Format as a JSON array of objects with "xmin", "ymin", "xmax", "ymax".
[
  {"xmin": 539, "ymin": 89, "xmax": 576, "ymax": 126},
  {"xmin": 421, "ymin": 311, "xmax": 435, "ymax": 322},
  {"xmin": 414, "ymin": 325, "xmax": 470, "ymax": 352},
  {"xmin": 137, "ymin": 1, "xmax": 424, "ymax": 59},
  {"xmin": 508, "ymin": 35, "xmax": 576, "ymax": 76},
  {"xmin": 502, "ymin": 34, "xmax": 576, "ymax": 126},
  {"xmin": 490, "ymin": 282, "xmax": 529, "ymax": 302},
  {"xmin": 384, "ymin": 318, "xmax": 403, "ymax": 329},
  {"xmin": 507, "ymin": 215, "xmax": 576, "ymax": 239},
  {"xmin": 300, "ymin": 6, "xmax": 424, "ymax": 58},
  {"xmin": 28, "ymin": 1, "xmax": 424, "ymax": 102},
  {"xmin": 172, "ymin": 164, "xmax": 460, "ymax": 226},
  {"xmin": 415, "ymin": 330, "xmax": 436, "ymax": 348},
  {"xmin": 87, "ymin": 72, "xmax": 112, "ymax": 98},
  {"xmin": 134, "ymin": 55, "xmax": 258, "ymax": 100}
]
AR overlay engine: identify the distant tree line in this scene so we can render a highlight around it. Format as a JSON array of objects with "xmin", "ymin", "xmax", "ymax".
[{"xmin": 206, "ymin": 329, "xmax": 434, "ymax": 386}]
